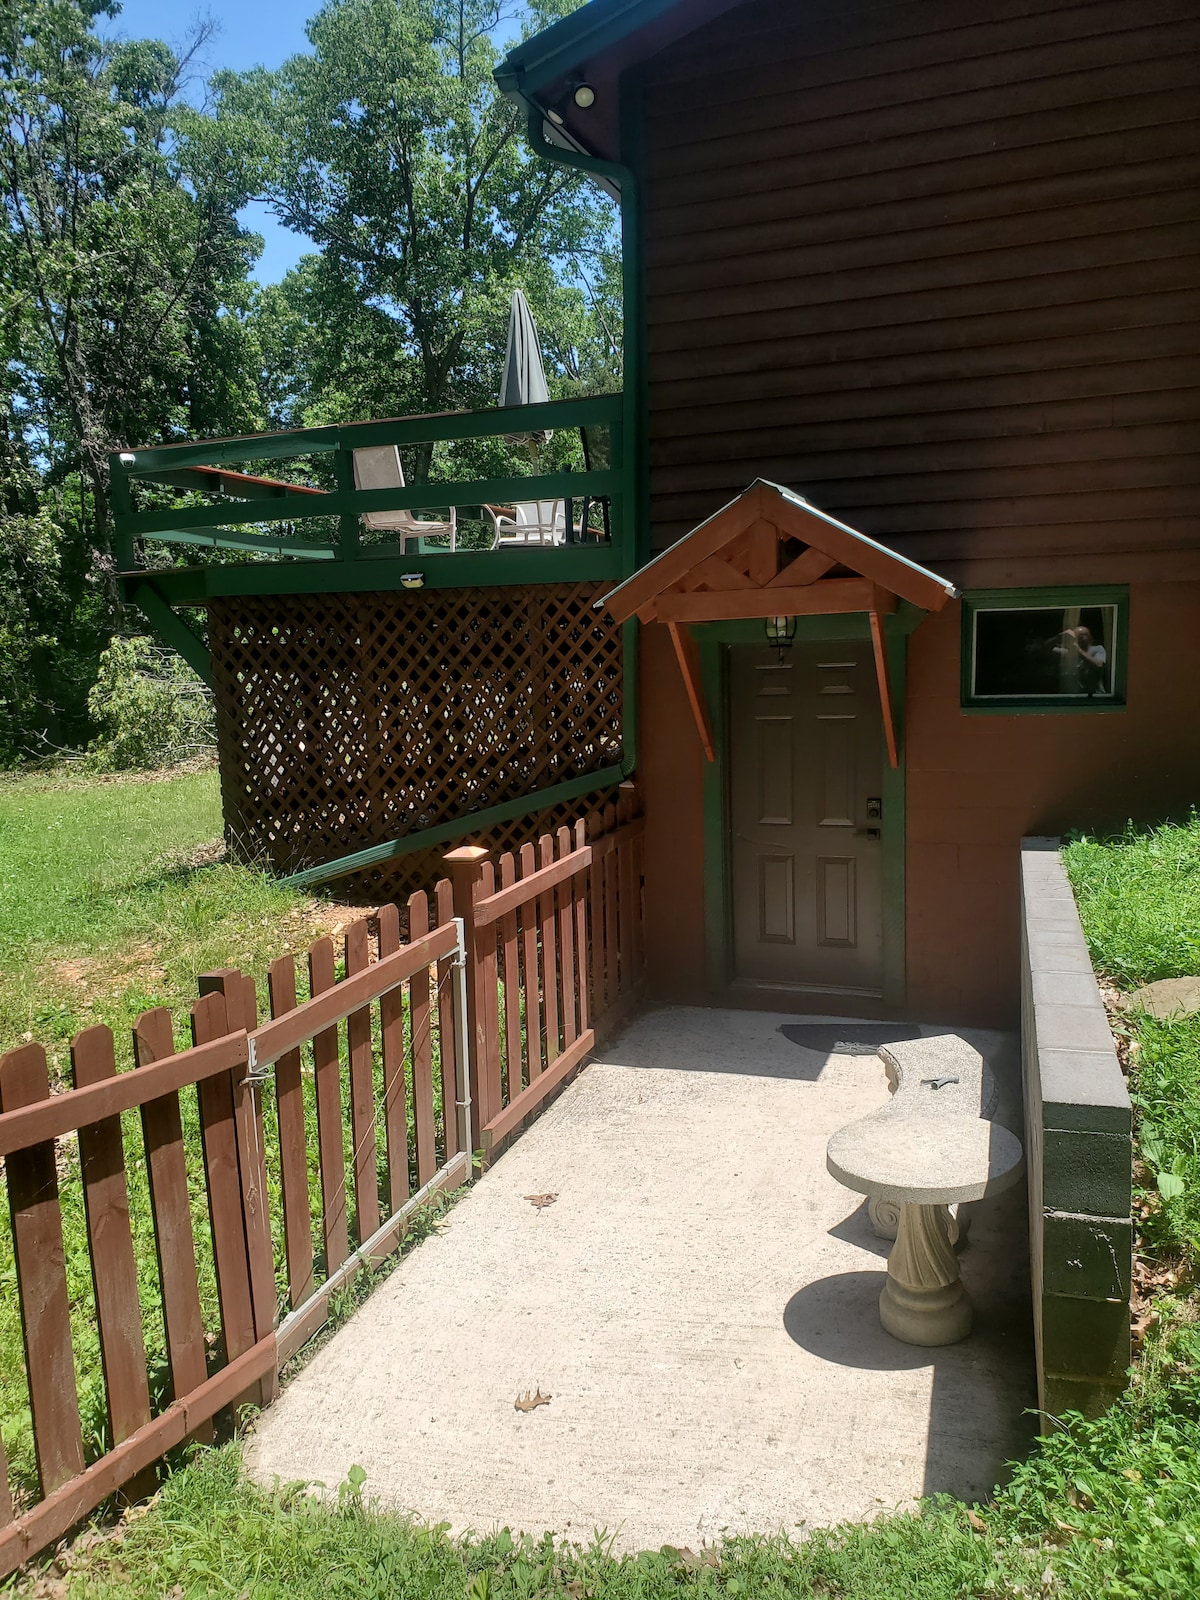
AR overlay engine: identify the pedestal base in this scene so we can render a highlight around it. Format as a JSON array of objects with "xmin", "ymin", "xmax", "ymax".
[
  {"xmin": 879, "ymin": 1202, "xmax": 973, "ymax": 1346},
  {"xmin": 869, "ymin": 1197, "xmax": 970, "ymax": 1248}
]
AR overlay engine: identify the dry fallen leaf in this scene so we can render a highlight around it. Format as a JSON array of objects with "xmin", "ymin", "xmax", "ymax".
[
  {"xmin": 514, "ymin": 1387, "xmax": 552, "ymax": 1412},
  {"xmin": 966, "ymin": 1508, "xmax": 988, "ymax": 1534},
  {"xmin": 524, "ymin": 1193, "xmax": 558, "ymax": 1210}
]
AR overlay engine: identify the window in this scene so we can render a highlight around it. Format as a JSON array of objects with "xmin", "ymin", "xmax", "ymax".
[{"xmin": 961, "ymin": 588, "xmax": 1127, "ymax": 712}]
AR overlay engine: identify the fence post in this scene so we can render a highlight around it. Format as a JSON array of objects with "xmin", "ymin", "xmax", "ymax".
[
  {"xmin": 197, "ymin": 969, "xmax": 278, "ymax": 1403},
  {"xmin": 444, "ymin": 846, "xmax": 494, "ymax": 1159}
]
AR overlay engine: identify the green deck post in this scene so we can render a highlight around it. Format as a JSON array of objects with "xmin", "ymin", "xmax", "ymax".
[
  {"xmin": 109, "ymin": 454, "xmax": 138, "ymax": 571},
  {"xmin": 333, "ymin": 447, "xmax": 359, "ymax": 560}
]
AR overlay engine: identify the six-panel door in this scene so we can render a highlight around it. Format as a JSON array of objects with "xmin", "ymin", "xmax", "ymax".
[{"xmin": 729, "ymin": 642, "xmax": 884, "ymax": 995}]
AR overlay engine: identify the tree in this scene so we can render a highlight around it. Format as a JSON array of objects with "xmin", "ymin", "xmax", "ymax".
[
  {"xmin": 223, "ymin": 0, "xmax": 619, "ymax": 456},
  {"xmin": 0, "ymin": 0, "xmax": 267, "ymax": 756}
]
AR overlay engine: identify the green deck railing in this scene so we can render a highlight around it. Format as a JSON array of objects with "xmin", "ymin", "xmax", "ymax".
[{"xmin": 110, "ymin": 392, "xmax": 628, "ymax": 609}]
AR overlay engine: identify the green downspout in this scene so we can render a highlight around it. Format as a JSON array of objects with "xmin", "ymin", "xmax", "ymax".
[{"xmin": 520, "ymin": 104, "xmax": 641, "ymax": 782}]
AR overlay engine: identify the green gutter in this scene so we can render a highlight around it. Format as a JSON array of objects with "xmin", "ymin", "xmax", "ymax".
[
  {"xmin": 279, "ymin": 762, "xmax": 628, "ymax": 888},
  {"xmin": 514, "ymin": 97, "xmax": 644, "ymax": 774},
  {"xmin": 496, "ymin": 0, "xmax": 681, "ymax": 97}
]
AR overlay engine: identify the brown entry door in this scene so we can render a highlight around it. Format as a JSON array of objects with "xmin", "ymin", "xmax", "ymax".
[{"xmin": 730, "ymin": 642, "xmax": 884, "ymax": 995}]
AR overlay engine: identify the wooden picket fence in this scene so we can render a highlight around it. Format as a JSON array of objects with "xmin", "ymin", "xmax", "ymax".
[
  {"xmin": 0, "ymin": 788, "xmax": 644, "ymax": 1578},
  {"xmin": 448, "ymin": 785, "xmax": 645, "ymax": 1157}
]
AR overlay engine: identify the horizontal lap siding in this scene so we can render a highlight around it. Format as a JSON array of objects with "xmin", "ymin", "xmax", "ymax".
[{"xmin": 640, "ymin": 0, "xmax": 1200, "ymax": 570}]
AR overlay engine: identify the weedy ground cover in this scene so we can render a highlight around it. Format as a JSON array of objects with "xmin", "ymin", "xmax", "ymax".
[{"xmin": 0, "ymin": 765, "xmax": 450, "ymax": 1508}]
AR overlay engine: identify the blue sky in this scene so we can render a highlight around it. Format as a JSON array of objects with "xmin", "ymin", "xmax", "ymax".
[{"xmin": 104, "ymin": 0, "xmax": 318, "ymax": 282}]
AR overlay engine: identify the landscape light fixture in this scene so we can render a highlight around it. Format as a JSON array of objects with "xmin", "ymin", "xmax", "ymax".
[
  {"xmin": 572, "ymin": 82, "xmax": 596, "ymax": 108},
  {"xmin": 400, "ymin": 572, "xmax": 425, "ymax": 589},
  {"xmin": 119, "ymin": 452, "xmax": 136, "ymax": 466}
]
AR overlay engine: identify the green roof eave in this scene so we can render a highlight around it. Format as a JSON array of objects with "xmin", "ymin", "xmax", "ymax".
[{"xmin": 496, "ymin": 0, "xmax": 685, "ymax": 98}]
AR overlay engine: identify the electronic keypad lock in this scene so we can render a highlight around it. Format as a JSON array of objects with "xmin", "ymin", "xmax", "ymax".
[{"xmin": 866, "ymin": 797, "xmax": 882, "ymax": 820}]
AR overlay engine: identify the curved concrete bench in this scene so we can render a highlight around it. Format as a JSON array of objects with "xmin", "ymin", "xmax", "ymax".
[{"xmin": 826, "ymin": 1034, "xmax": 1023, "ymax": 1346}]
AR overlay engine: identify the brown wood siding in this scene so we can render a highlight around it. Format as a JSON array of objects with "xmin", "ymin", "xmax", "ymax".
[
  {"xmin": 637, "ymin": 580, "xmax": 1200, "ymax": 1026},
  {"xmin": 639, "ymin": 0, "xmax": 1200, "ymax": 576}
]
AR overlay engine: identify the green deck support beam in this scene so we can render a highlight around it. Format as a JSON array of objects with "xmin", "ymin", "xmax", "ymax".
[
  {"xmin": 124, "ymin": 580, "xmax": 214, "ymax": 687},
  {"xmin": 140, "ymin": 526, "xmax": 335, "ymax": 559}
]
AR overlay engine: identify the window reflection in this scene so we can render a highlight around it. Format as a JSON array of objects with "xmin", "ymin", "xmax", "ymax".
[{"xmin": 972, "ymin": 605, "xmax": 1116, "ymax": 699}]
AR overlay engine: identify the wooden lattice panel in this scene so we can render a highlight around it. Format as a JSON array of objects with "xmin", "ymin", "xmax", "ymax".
[{"xmin": 208, "ymin": 584, "xmax": 623, "ymax": 879}]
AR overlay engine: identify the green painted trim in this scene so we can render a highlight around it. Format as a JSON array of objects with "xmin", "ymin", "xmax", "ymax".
[
  {"xmin": 116, "ymin": 395, "xmax": 621, "ymax": 474},
  {"xmin": 108, "ymin": 454, "xmax": 137, "ymax": 571},
  {"xmin": 960, "ymin": 584, "xmax": 1129, "ymax": 714},
  {"xmin": 142, "ymin": 526, "xmax": 335, "ymax": 559},
  {"xmin": 621, "ymin": 70, "xmax": 650, "ymax": 574},
  {"xmin": 125, "ymin": 581, "xmax": 214, "ymax": 686},
  {"xmin": 117, "ymin": 468, "xmax": 620, "ymax": 538},
  {"xmin": 698, "ymin": 614, "xmax": 913, "ymax": 1011},
  {"xmin": 522, "ymin": 109, "xmax": 641, "ymax": 581},
  {"xmin": 496, "ymin": 0, "xmax": 681, "ymax": 99},
  {"xmin": 620, "ymin": 617, "xmax": 639, "ymax": 777},
  {"xmin": 279, "ymin": 763, "xmax": 626, "ymax": 889},
  {"xmin": 333, "ymin": 447, "xmax": 359, "ymax": 560},
  {"xmin": 210, "ymin": 547, "xmax": 619, "ymax": 597},
  {"xmin": 881, "ymin": 616, "xmax": 907, "ymax": 1009},
  {"xmin": 117, "ymin": 546, "xmax": 624, "ymax": 606},
  {"xmin": 699, "ymin": 637, "xmax": 730, "ymax": 989}
]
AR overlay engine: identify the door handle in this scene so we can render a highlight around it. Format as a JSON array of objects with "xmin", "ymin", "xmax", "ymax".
[{"xmin": 854, "ymin": 827, "xmax": 881, "ymax": 840}]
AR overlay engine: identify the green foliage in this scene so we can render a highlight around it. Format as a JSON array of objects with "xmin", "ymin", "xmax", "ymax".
[
  {"xmin": 988, "ymin": 1315, "xmax": 1200, "ymax": 1599},
  {"xmin": 1062, "ymin": 818, "xmax": 1200, "ymax": 986},
  {"xmin": 0, "ymin": 0, "xmax": 268, "ymax": 759},
  {"xmin": 1064, "ymin": 816, "xmax": 1200, "ymax": 1271},
  {"xmin": 221, "ymin": 0, "xmax": 619, "ymax": 438},
  {"xmin": 0, "ymin": 0, "xmax": 618, "ymax": 761},
  {"xmin": 84, "ymin": 637, "xmax": 215, "ymax": 772}
]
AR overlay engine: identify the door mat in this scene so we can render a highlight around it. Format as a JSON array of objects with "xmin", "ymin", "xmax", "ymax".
[{"xmin": 779, "ymin": 1023, "xmax": 921, "ymax": 1056}]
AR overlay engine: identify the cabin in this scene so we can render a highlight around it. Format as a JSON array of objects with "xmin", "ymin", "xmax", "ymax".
[{"xmin": 112, "ymin": 0, "xmax": 1200, "ymax": 1029}]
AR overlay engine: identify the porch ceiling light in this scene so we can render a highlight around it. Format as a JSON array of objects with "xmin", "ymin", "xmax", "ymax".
[{"xmin": 572, "ymin": 82, "xmax": 596, "ymax": 108}]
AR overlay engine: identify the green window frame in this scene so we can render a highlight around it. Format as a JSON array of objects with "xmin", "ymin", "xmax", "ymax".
[{"xmin": 960, "ymin": 586, "xmax": 1129, "ymax": 714}]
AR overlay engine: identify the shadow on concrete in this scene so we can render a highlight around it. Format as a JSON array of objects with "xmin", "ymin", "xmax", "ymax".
[
  {"xmin": 784, "ymin": 1271, "xmax": 930, "ymax": 1369},
  {"xmin": 826, "ymin": 1198, "xmax": 891, "ymax": 1257},
  {"xmin": 785, "ymin": 1191, "xmax": 1038, "ymax": 1500}
]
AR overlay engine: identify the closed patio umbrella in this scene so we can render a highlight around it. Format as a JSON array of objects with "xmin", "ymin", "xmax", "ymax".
[
  {"xmin": 500, "ymin": 289, "xmax": 551, "ymax": 455},
  {"xmin": 500, "ymin": 288, "xmax": 550, "ymax": 410}
]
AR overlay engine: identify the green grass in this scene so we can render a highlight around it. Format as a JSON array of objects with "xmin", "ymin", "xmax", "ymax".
[
  {"xmin": 1064, "ymin": 817, "xmax": 1200, "ymax": 1277},
  {"xmin": 0, "ymin": 765, "xmax": 316, "ymax": 1066},
  {"xmin": 1062, "ymin": 815, "xmax": 1200, "ymax": 988},
  {"xmin": 0, "ymin": 765, "xmax": 458, "ymax": 1514}
]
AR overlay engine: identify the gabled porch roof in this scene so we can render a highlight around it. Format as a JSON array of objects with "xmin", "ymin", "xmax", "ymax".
[
  {"xmin": 597, "ymin": 480, "xmax": 958, "ymax": 769},
  {"xmin": 597, "ymin": 479, "xmax": 957, "ymax": 625}
]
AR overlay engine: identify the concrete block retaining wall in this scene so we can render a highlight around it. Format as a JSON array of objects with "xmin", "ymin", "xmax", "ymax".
[{"xmin": 1020, "ymin": 838, "xmax": 1133, "ymax": 1422}]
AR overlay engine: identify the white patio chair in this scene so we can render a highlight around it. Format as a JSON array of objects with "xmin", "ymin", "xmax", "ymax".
[
  {"xmin": 483, "ymin": 499, "xmax": 568, "ymax": 548},
  {"xmin": 352, "ymin": 445, "xmax": 456, "ymax": 552}
]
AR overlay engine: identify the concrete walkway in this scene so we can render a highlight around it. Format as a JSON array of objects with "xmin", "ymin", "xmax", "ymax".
[{"xmin": 248, "ymin": 1007, "xmax": 1036, "ymax": 1551}]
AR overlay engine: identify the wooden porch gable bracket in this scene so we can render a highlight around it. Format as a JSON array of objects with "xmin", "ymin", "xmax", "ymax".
[{"xmin": 596, "ymin": 480, "xmax": 957, "ymax": 767}]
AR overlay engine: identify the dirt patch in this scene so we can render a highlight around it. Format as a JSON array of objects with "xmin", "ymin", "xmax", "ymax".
[
  {"xmin": 51, "ymin": 943, "xmax": 166, "ymax": 995},
  {"xmin": 156, "ymin": 837, "xmax": 227, "ymax": 873}
]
